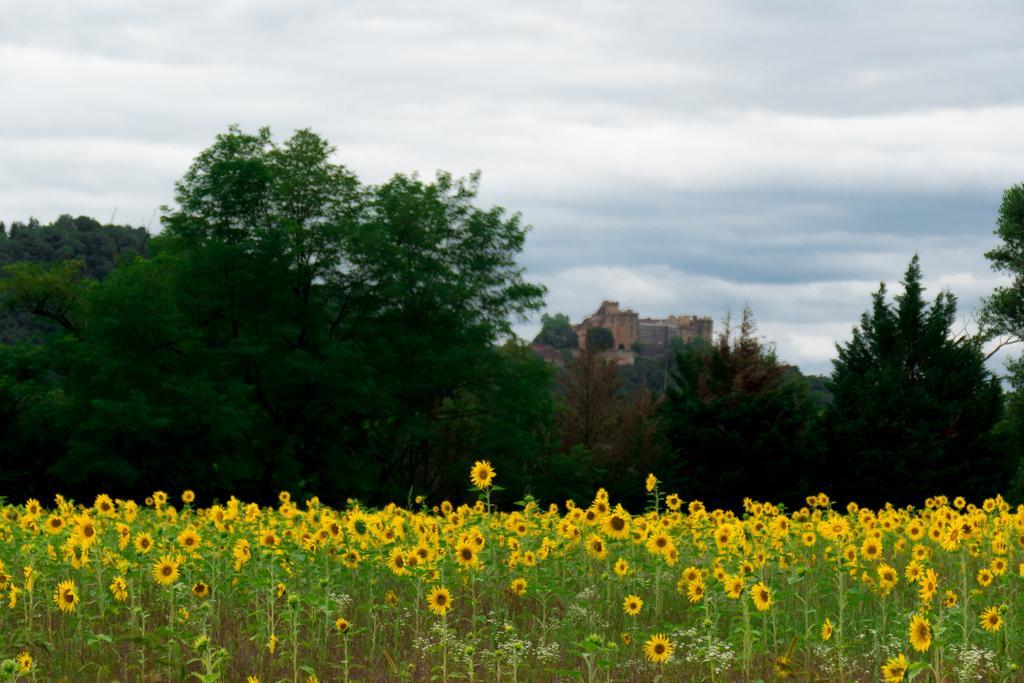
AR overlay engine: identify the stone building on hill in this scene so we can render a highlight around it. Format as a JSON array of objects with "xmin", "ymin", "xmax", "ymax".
[{"xmin": 573, "ymin": 301, "xmax": 713, "ymax": 356}]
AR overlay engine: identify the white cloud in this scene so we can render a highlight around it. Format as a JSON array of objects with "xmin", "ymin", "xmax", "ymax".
[{"xmin": 2, "ymin": 0, "xmax": 1023, "ymax": 374}]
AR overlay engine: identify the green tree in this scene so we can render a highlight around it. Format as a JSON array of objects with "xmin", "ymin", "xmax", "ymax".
[
  {"xmin": 826, "ymin": 255, "xmax": 1006, "ymax": 506},
  {"xmin": 0, "ymin": 126, "xmax": 550, "ymax": 504},
  {"xmin": 981, "ymin": 182, "xmax": 1024, "ymax": 496},
  {"xmin": 662, "ymin": 307, "xmax": 820, "ymax": 508},
  {"xmin": 0, "ymin": 215, "xmax": 149, "ymax": 344},
  {"xmin": 533, "ymin": 312, "xmax": 578, "ymax": 349},
  {"xmin": 557, "ymin": 346, "xmax": 621, "ymax": 458},
  {"xmin": 981, "ymin": 182, "xmax": 1024, "ymax": 352},
  {"xmin": 585, "ymin": 326, "xmax": 614, "ymax": 352}
]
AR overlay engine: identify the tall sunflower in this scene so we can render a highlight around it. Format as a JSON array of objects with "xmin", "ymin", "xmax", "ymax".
[
  {"xmin": 881, "ymin": 653, "xmax": 908, "ymax": 682},
  {"xmin": 426, "ymin": 586, "xmax": 452, "ymax": 616},
  {"xmin": 54, "ymin": 579, "xmax": 79, "ymax": 613},
  {"xmin": 177, "ymin": 527, "xmax": 202, "ymax": 553},
  {"xmin": 643, "ymin": 633, "xmax": 672, "ymax": 664},
  {"xmin": 908, "ymin": 614, "xmax": 931, "ymax": 652},
  {"xmin": 454, "ymin": 541, "xmax": 479, "ymax": 569},
  {"xmin": 134, "ymin": 532, "xmax": 154, "ymax": 554},
  {"xmin": 821, "ymin": 618, "xmax": 833, "ymax": 641},
  {"xmin": 109, "ymin": 576, "xmax": 129, "ymax": 602},
  {"xmin": 469, "ymin": 460, "xmax": 496, "ymax": 489},
  {"xmin": 153, "ymin": 555, "xmax": 181, "ymax": 586},
  {"xmin": 387, "ymin": 547, "xmax": 410, "ymax": 576},
  {"xmin": 980, "ymin": 606, "xmax": 1003, "ymax": 633},
  {"xmin": 622, "ymin": 594, "xmax": 643, "ymax": 616},
  {"xmin": 602, "ymin": 508, "xmax": 631, "ymax": 539},
  {"xmin": 751, "ymin": 582, "xmax": 772, "ymax": 611}
]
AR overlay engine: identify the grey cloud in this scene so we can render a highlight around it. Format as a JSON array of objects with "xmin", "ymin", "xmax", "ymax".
[{"xmin": 2, "ymin": 0, "xmax": 1023, "ymax": 374}]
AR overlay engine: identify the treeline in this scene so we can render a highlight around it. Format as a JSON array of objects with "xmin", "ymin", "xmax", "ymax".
[{"xmin": 0, "ymin": 126, "xmax": 1022, "ymax": 510}]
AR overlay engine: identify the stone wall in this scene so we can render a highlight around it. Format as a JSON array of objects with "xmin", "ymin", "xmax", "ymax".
[
  {"xmin": 573, "ymin": 301, "xmax": 639, "ymax": 350},
  {"xmin": 574, "ymin": 301, "xmax": 713, "ymax": 353}
]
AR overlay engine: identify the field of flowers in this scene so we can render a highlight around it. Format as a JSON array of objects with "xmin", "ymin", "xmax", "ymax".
[{"xmin": 0, "ymin": 462, "xmax": 1021, "ymax": 682}]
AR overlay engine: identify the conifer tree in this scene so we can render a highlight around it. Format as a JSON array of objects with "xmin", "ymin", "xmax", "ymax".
[
  {"xmin": 663, "ymin": 307, "xmax": 820, "ymax": 508},
  {"xmin": 826, "ymin": 255, "xmax": 1006, "ymax": 505}
]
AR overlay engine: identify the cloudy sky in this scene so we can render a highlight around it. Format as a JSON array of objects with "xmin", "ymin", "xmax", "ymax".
[{"xmin": 3, "ymin": 0, "xmax": 1023, "ymax": 373}]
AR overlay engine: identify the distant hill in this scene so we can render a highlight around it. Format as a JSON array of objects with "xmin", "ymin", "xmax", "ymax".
[{"xmin": 0, "ymin": 215, "xmax": 150, "ymax": 343}]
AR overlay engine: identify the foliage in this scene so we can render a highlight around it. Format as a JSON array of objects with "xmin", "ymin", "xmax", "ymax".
[
  {"xmin": 554, "ymin": 348, "xmax": 667, "ymax": 506},
  {"xmin": 0, "ymin": 215, "xmax": 149, "ymax": 343},
  {"xmin": 0, "ymin": 126, "xmax": 547, "ymax": 505},
  {"xmin": 980, "ymin": 182, "xmax": 1024, "ymax": 346},
  {"xmin": 982, "ymin": 182, "xmax": 1024, "ymax": 496},
  {"xmin": 662, "ymin": 307, "xmax": 821, "ymax": 508},
  {"xmin": 825, "ymin": 255, "xmax": 1007, "ymax": 507},
  {"xmin": 533, "ymin": 312, "xmax": 578, "ymax": 349},
  {"xmin": 585, "ymin": 326, "xmax": 614, "ymax": 352}
]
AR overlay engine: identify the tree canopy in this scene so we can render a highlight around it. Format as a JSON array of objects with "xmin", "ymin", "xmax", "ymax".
[
  {"xmin": 0, "ymin": 126, "xmax": 550, "ymax": 504},
  {"xmin": 826, "ymin": 255, "xmax": 1007, "ymax": 506},
  {"xmin": 661, "ymin": 308, "xmax": 821, "ymax": 508}
]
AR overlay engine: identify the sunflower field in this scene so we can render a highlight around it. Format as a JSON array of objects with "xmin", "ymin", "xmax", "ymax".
[{"xmin": 0, "ymin": 463, "xmax": 1022, "ymax": 681}]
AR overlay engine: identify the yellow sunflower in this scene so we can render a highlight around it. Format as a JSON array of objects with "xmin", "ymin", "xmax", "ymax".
[
  {"xmin": 643, "ymin": 633, "xmax": 672, "ymax": 664},
  {"xmin": 426, "ymin": 586, "xmax": 453, "ymax": 616},
  {"xmin": 881, "ymin": 653, "xmax": 908, "ymax": 682},
  {"xmin": 602, "ymin": 508, "xmax": 631, "ymax": 539},
  {"xmin": 177, "ymin": 527, "xmax": 201, "ymax": 553},
  {"xmin": 454, "ymin": 541, "xmax": 479, "ymax": 569},
  {"xmin": 586, "ymin": 534, "xmax": 608, "ymax": 560},
  {"xmin": 724, "ymin": 574, "xmax": 744, "ymax": 599},
  {"xmin": 980, "ymin": 606, "xmax": 1003, "ymax": 633},
  {"xmin": 387, "ymin": 547, "xmax": 410, "ymax": 576},
  {"xmin": 134, "ymin": 532, "xmax": 154, "ymax": 554},
  {"xmin": 153, "ymin": 555, "xmax": 181, "ymax": 586},
  {"xmin": 54, "ymin": 579, "xmax": 79, "ymax": 613},
  {"xmin": 44, "ymin": 514, "xmax": 65, "ymax": 534},
  {"xmin": 469, "ymin": 460, "xmax": 495, "ymax": 489},
  {"xmin": 751, "ymin": 582, "xmax": 772, "ymax": 611},
  {"xmin": 109, "ymin": 576, "xmax": 129, "ymax": 602},
  {"xmin": 622, "ymin": 594, "xmax": 643, "ymax": 616},
  {"xmin": 908, "ymin": 614, "xmax": 931, "ymax": 651},
  {"xmin": 976, "ymin": 568, "xmax": 993, "ymax": 587}
]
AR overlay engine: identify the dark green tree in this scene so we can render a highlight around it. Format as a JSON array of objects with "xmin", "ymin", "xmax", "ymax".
[
  {"xmin": 981, "ymin": 182, "xmax": 1024, "ymax": 351},
  {"xmin": 533, "ymin": 313, "xmax": 578, "ymax": 349},
  {"xmin": 981, "ymin": 182, "xmax": 1024, "ymax": 496},
  {"xmin": 0, "ymin": 215, "xmax": 147, "ymax": 343},
  {"xmin": 0, "ymin": 126, "xmax": 549, "ymax": 504},
  {"xmin": 585, "ymin": 326, "xmax": 614, "ymax": 352},
  {"xmin": 662, "ymin": 307, "xmax": 820, "ymax": 508},
  {"xmin": 826, "ymin": 255, "xmax": 1006, "ymax": 506}
]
